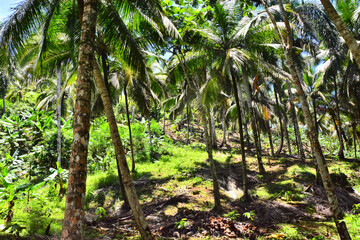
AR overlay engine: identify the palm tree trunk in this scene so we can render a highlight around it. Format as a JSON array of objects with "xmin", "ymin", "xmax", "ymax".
[
  {"xmin": 1, "ymin": 94, "xmax": 5, "ymax": 118},
  {"xmin": 313, "ymin": 96, "xmax": 318, "ymax": 135},
  {"xmin": 61, "ymin": 0, "xmax": 97, "ymax": 238},
  {"xmin": 187, "ymin": 104, "xmax": 190, "ymax": 144},
  {"xmin": 124, "ymin": 87, "xmax": 136, "ymax": 174},
  {"xmin": 198, "ymin": 94, "xmax": 221, "ymax": 210},
  {"xmin": 231, "ymin": 68, "xmax": 249, "ymax": 199},
  {"xmin": 93, "ymin": 60, "xmax": 153, "ymax": 239},
  {"xmin": 56, "ymin": 65, "xmax": 62, "ymax": 169},
  {"xmin": 274, "ymin": 87, "xmax": 284, "ymax": 156},
  {"xmin": 221, "ymin": 109, "xmax": 227, "ymax": 146},
  {"xmin": 163, "ymin": 107, "xmax": 166, "ymax": 133},
  {"xmin": 353, "ymin": 123, "xmax": 357, "ymax": 160},
  {"xmin": 334, "ymin": 77, "xmax": 345, "ymax": 159},
  {"xmin": 320, "ymin": 0, "xmax": 360, "ymax": 68},
  {"xmin": 148, "ymin": 114, "xmax": 152, "ymax": 148},
  {"xmin": 286, "ymin": 80, "xmax": 305, "ymax": 160},
  {"xmin": 237, "ymin": 82, "xmax": 251, "ymax": 150},
  {"xmin": 265, "ymin": 1, "xmax": 351, "ymax": 238},
  {"xmin": 267, "ymin": 120, "xmax": 275, "ymax": 156},
  {"xmin": 284, "ymin": 116, "xmax": 291, "ymax": 155},
  {"xmin": 242, "ymin": 67, "xmax": 265, "ymax": 174},
  {"xmin": 210, "ymin": 113, "xmax": 217, "ymax": 149}
]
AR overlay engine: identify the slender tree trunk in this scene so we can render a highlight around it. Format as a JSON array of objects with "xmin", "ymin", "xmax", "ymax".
[
  {"xmin": 264, "ymin": 1, "xmax": 351, "ymax": 238},
  {"xmin": 187, "ymin": 104, "xmax": 190, "ymax": 144},
  {"xmin": 56, "ymin": 65, "xmax": 62, "ymax": 169},
  {"xmin": 198, "ymin": 95, "xmax": 221, "ymax": 210},
  {"xmin": 61, "ymin": 1, "xmax": 97, "ymax": 238},
  {"xmin": 286, "ymin": 80, "xmax": 305, "ymax": 160},
  {"xmin": 242, "ymin": 67, "xmax": 265, "ymax": 174},
  {"xmin": 267, "ymin": 120, "xmax": 275, "ymax": 156},
  {"xmin": 353, "ymin": 123, "xmax": 357, "ymax": 160},
  {"xmin": 148, "ymin": 115, "xmax": 152, "ymax": 148},
  {"xmin": 93, "ymin": 60, "xmax": 153, "ymax": 239},
  {"xmin": 1, "ymin": 94, "xmax": 5, "ymax": 118},
  {"xmin": 313, "ymin": 97, "xmax": 318, "ymax": 134},
  {"xmin": 284, "ymin": 116, "xmax": 291, "ymax": 155},
  {"xmin": 210, "ymin": 113, "xmax": 217, "ymax": 149},
  {"xmin": 124, "ymin": 87, "xmax": 136, "ymax": 174},
  {"xmin": 334, "ymin": 77, "xmax": 345, "ymax": 159},
  {"xmin": 320, "ymin": 0, "xmax": 360, "ymax": 68},
  {"xmin": 274, "ymin": 87, "xmax": 284, "ymax": 156},
  {"xmin": 280, "ymin": 93, "xmax": 292, "ymax": 155},
  {"xmin": 163, "ymin": 107, "xmax": 166, "ymax": 133},
  {"xmin": 231, "ymin": 68, "xmax": 249, "ymax": 199},
  {"xmin": 237, "ymin": 82, "xmax": 251, "ymax": 150},
  {"xmin": 221, "ymin": 109, "xmax": 227, "ymax": 146}
]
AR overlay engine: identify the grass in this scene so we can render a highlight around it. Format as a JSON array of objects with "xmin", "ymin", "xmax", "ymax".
[{"xmin": 1, "ymin": 140, "xmax": 359, "ymax": 239}]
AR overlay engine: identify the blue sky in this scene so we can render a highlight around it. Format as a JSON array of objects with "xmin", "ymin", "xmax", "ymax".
[{"xmin": 0, "ymin": 0, "xmax": 19, "ymax": 21}]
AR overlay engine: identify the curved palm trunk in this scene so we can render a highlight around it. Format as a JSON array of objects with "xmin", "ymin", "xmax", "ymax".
[
  {"xmin": 320, "ymin": 0, "xmax": 360, "ymax": 68},
  {"xmin": 124, "ymin": 87, "xmax": 136, "ymax": 173},
  {"xmin": 56, "ymin": 65, "xmax": 62, "ymax": 169},
  {"xmin": 264, "ymin": 1, "xmax": 351, "ymax": 238},
  {"xmin": 242, "ymin": 67, "xmax": 265, "ymax": 174},
  {"xmin": 61, "ymin": 0, "xmax": 97, "ymax": 238},
  {"xmin": 93, "ymin": 61, "xmax": 153, "ymax": 239},
  {"xmin": 231, "ymin": 68, "xmax": 249, "ymax": 199},
  {"xmin": 286, "ymin": 80, "xmax": 305, "ymax": 160},
  {"xmin": 274, "ymin": 87, "xmax": 284, "ymax": 156}
]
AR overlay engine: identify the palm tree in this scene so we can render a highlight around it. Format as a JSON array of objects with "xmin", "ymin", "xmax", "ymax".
[
  {"xmin": 185, "ymin": 2, "xmax": 269, "ymax": 175},
  {"xmin": 261, "ymin": 0, "xmax": 351, "ymax": 238},
  {"xmin": 61, "ymin": 0, "xmax": 98, "ymax": 238}
]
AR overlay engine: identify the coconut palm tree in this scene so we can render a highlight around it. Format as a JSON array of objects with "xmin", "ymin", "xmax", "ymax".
[
  {"xmin": 260, "ymin": 0, "xmax": 351, "ymax": 238},
  {"xmin": 184, "ymin": 1, "xmax": 269, "ymax": 175}
]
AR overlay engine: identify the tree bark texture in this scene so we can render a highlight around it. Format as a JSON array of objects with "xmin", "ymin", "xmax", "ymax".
[
  {"xmin": 61, "ymin": 0, "xmax": 97, "ymax": 238},
  {"xmin": 93, "ymin": 60, "xmax": 153, "ymax": 239}
]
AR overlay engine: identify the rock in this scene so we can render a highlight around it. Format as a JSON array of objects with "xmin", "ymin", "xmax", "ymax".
[{"xmin": 187, "ymin": 231, "xmax": 194, "ymax": 236}]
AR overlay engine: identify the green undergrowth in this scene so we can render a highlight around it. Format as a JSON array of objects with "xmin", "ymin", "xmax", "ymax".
[{"xmin": 1, "ymin": 140, "xmax": 359, "ymax": 238}]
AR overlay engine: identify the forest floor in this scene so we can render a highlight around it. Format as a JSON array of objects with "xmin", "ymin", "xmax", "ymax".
[
  {"xmin": 79, "ymin": 123, "xmax": 360, "ymax": 239},
  {"xmin": 1, "ymin": 122, "xmax": 360, "ymax": 239}
]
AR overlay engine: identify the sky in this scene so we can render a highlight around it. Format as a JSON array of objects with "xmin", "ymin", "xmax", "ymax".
[{"xmin": 0, "ymin": 0, "xmax": 19, "ymax": 21}]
